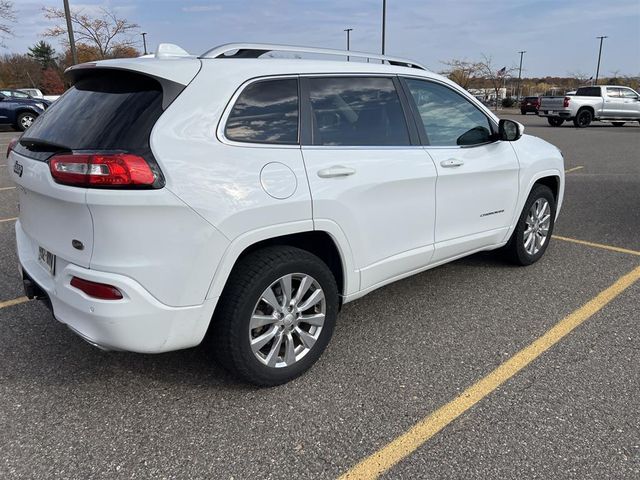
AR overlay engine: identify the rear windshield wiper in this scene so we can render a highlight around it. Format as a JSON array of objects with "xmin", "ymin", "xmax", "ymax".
[{"xmin": 19, "ymin": 137, "xmax": 72, "ymax": 153}]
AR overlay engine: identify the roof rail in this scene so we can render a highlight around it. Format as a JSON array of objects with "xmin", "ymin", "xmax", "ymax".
[{"xmin": 199, "ymin": 43, "xmax": 427, "ymax": 70}]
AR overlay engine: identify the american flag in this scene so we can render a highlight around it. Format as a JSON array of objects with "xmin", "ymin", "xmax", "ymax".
[{"xmin": 497, "ymin": 67, "xmax": 507, "ymax": 76}]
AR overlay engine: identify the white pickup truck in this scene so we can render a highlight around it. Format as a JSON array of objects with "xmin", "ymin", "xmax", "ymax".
[
  {"xmin": 16, "ymin": 88, "xmax": 61, "ymax": 103},
  {"xmin": 539, "ymin": 85, "xmax": 640, "ymax": 128}
]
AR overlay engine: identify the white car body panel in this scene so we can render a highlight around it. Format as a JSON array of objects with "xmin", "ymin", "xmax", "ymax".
[
  {"xmin": 425, "ymin": 141, "xmax": 520, "ymax": 262},
  {"xmin": 11, "ymin": 53, "xmax": 564, "ymax": 354}
]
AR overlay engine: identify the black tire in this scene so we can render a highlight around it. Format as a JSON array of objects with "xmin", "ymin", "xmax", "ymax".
[
  {"xmin": 573, "ymin": 109, "xmax": 592, "ymax": 128},
  {"xmin": 211, "ymin": 246, "xmax": 339, "ymax": 386},
  {"xmin": 521, "ymin": 109, "xmax": 526, "ymax": 115},
  {"xmin": 547, "ymin": 117, "xmax": 564, "ymax": 127},
  {"xmin": 503, "ymin": 184, "xmax": 556, "ymax": 266},
  {"xmin": 16, "ymin": 111, "xmax": 37, "ymax": 131},
  {"xmin": 612, "ymin": 122, "xmax": 625, "ymax": 127}
]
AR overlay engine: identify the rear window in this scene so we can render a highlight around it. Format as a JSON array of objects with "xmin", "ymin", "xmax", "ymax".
[
  {"xmin": 16, "ymin": 70, "xmax": 164, "ymax": 164},
  {"xmin": 575, "ymin": 87, "xmax": 601, "ymax": 97}
]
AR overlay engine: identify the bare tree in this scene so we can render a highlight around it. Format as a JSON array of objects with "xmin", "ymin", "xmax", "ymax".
[
  {"xmin": 440, "ymin": 59, "xmax": 483, "ymax": 89},
  {"xmin": 477, "ymin": 55, "xmax": 516, "ymax": 110},
  {"xmin": 43, "ymin": 6, "xmax": 139, "ymax": 59},
  {"xmin": 0, "ymin": 0, "xmax": 15, "ymax": 44},
  {"xmin": 568, "ymin": 70, "xmax": 590, "ymax": 87}
]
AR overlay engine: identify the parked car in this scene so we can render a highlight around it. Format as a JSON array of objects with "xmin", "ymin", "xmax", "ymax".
[
  {"xmin": 520, "ymin": 96, "xmax": 540, "ymax": 114},
  {"xmin": 9, "ymin": 43, "xmax": 564, "ymax": 386},
  {"xmin": 0, "ymin": 90, "xmax": 47, "ymax": 131},
  {"xmin": 17, "ymin": 88, "xmax": 61, "ymax": 103},
  {"xmin": 539, "ymin": 85, "xmax": 640, "ymax": 127}
]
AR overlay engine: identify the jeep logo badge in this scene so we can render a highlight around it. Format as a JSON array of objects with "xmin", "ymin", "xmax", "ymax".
[{"xmin": 14, "ymin": 161, "xmax": 23, "ymax": 177}]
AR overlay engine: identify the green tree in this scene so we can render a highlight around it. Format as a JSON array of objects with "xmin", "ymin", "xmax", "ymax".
[{"xmin": 28, "ymin": 41, "xmax": 57, "ymax": 69}]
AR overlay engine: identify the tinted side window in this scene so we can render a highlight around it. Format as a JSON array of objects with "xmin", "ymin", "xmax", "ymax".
[
  {"xmin": 576, "ymin": 87, "xmax": 601, "ymax": 97},
  {"xmin": 307, "ymin": 77, "xmax": 410, "ymax": 146},
  {"xmin": 225, "ymin": 79, "xmax": 299, "ymax": 145},
  {"xmin": 404, "ymin": 79, "xmax": 493, "ymax": 146}
]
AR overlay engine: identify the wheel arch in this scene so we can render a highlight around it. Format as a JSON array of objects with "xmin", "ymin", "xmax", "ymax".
[
  {"xmin": 576, "ymin": 105, "xmax": 595, "ymax": 117},
  {"xmin": 534, "ymin": 175, "xmax": 560, "ymax": 203},
  {"xmin": 206, "ymin": 222, "xmax": 358, "ymax": 303}
]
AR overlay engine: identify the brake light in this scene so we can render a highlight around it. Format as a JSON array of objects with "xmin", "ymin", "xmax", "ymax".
[
  {"xmin": 563, "ymin": 97, "xmax": 570, "ymax": 108},
  {"xmin": 49, "ymin": 153, "xmax": 155, "ymax": 188},
  {"xmin": 70, "ymin": 276, "xmax": 123, "ymax": 300},
  {"xmin": 6, "ymin": 137, "xmax": 18, "ymax": 158}
]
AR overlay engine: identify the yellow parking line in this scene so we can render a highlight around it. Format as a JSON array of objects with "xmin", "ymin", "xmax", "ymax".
[
  {"xmin": 0, "ymin": 296, "xmax": 29, "ymax": 310},
  {"xmin": 553, "ymin": 235, "xmax": 640, "ymax": 257},
  {"xmin": 339, "ymin": 265, "xmax": 640, "ymax": 480},
  {"xmin": 564, "ymin": 166, "xmax": 584, "ymax": 174},
  {"xmin": 0, "ymin": 186, "xmax": 16, "ymax": 191},
  {"xmin": 0, "ymin": 217, "xmax": 17, "ymax": 224}
]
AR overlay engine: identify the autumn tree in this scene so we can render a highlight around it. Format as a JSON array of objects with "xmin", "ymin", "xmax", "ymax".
[
  {"xmin": 43, "ymin": 6, "xmax": 139, "ymax": 59},
  {"xmin": 0, "ymin": 54, "xmax": 41, "ymax": 88},
  {"xmin": 40, "ymin": 67, "xmax": 65, "ymax": 95},
  {"xmin": 440, "ymin": 59, "xmax": 482, "ymax": 90},
  {"xmin": 0, "ymin": 1, "xmax": 14, "ymax": 41}
]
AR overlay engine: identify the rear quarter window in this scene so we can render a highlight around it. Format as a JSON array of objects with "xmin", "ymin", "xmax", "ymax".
[
  {"xmin": 224, "ymin": 78, "xmax": 299, "ymax": 145},
  {"xmin": 575, "ymin": 87, "xmax": 601, "ymax": 97}
]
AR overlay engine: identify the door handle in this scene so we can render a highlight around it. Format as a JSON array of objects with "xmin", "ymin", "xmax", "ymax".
[
  {"xmin": 440, "ymin": 158, "xmax": 464, "ymax": 168},
  {"xmin": 317, "ymin": 166, "xmax": 356, "ymax": 178}
]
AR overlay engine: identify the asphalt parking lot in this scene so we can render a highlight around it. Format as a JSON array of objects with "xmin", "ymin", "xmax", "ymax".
[{"xmin": 0, "ymin": 114, "xmax": 638, "ymax": 479}]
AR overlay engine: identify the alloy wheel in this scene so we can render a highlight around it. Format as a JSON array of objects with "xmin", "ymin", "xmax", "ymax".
[
  {"xmin": 249, "ymin": 273, "xmax": 326, "ymax": 368},
  {"xmin": 20, "ymin": 115, "xmax": 35, "ymax": 129},
  {"xmin": 523, "ymin": 198, "xmax": 551, "ymax": 256}
]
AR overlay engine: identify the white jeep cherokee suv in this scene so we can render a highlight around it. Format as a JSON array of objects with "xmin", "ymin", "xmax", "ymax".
[{"xmin": 10, "ymin": 43, "xmax": 564, "ymax": 385}]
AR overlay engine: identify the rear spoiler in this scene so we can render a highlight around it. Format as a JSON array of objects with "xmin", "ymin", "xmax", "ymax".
[{"xmin": 65, "ymin": 57, "xmax": 202, "ymax": 110}]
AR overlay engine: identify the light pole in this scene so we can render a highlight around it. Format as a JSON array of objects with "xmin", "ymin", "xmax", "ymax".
[
  {"xmin": 595, "ymin": 35, "xmax": 607, "ymax": 84},
  {"xmin": 141, "ymin": 32, "xmax": 148, "ymax": 55},
  {"xmin": 381, "ymin": 0, "xmax": 386, "ymax": 54},
  {"xmin": 63, "ymin": 0, "xmax": 78, "ymax": 65},
  {"xmin": 344, "ymin": 28, "xmax": 353, "ymax": 61},
  {"xmin": 516, "ymin": 50, "xmax": 526, "ymax": 99}
]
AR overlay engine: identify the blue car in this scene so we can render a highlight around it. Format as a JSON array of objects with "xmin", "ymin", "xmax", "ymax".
[{"xmin": 0, "ymin": 89, "xmax": 48, "ymax": 131}]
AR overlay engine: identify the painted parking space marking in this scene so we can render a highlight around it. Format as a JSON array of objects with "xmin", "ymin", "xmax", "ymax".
[
  {"xmin": 0, "ymin": 297, "xmax": 29, "ymax": 310},
  {"xmin": 553, "ymin": 235, "xmax": 640, "ymax": 257},
  {"xmin": 339, "ymin": 265, "xmax": 640, "ymax": 480},
  {"xmin": 0, "ymin": 186, "xmax": 16, "ymax": 191},
  {"xmin": 564, "ymin": 166, "xmax": 584, "ymax": 174},
  {"xmin": 0, "ymin": 217, "xmax": 17, "ymax": 224}
]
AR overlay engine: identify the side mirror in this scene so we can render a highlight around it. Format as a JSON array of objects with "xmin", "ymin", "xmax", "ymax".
[{"xmin": 499, "ymin": 119, "xmax": 524, "ymax": 141}]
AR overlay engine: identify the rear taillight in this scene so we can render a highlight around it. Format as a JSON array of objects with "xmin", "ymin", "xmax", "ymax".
[
  {"xmin": 563, "ymin": 97, "xmax": 570, "ymax": 108},
  {"xmin": 49, "ymin": 153, "xmax": 156, "ymax": 188},
  {"xmin": 70, "ymin": 276, "xmax": 123, "ymax": 300},
  {"xmin": 7, "ymin": 137, "xmax": 18, "ymax": 158}
]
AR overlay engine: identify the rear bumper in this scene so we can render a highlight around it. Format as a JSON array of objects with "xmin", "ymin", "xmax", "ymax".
[
  {"xmin": 16, "ymin": 220, "xmax": 218, "ymax": 353},
  {"xmin": 538, "ymin": 109, "xmax": 573, "ymax": 118}
]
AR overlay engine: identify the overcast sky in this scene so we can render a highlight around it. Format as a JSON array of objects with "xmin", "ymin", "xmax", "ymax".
[{"xmin": 7, "ymin": 0, "xmax": 640, "ymax": 77}]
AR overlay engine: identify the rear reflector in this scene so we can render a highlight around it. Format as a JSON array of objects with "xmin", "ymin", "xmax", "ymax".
[
  {"xmin": 50, "ymin": 153, "xmax": 155, "ymax": 187},
  {"xmin": 70, "ymin": 276, "xmax": 123, "ymax": 300}
]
